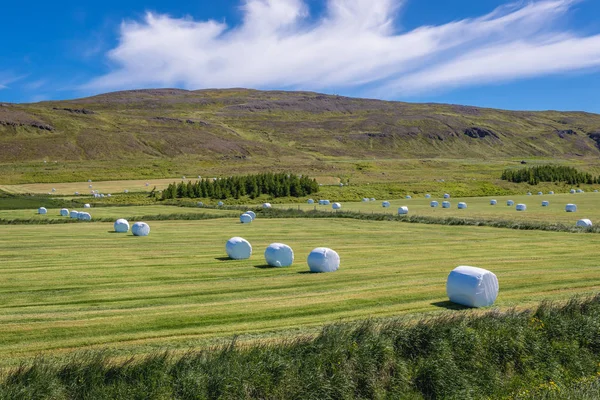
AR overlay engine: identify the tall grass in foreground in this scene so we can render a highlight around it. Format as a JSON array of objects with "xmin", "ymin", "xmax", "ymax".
[{"xmin": 1, "ymin": 295, "xmax": 599, "ymax": 399}]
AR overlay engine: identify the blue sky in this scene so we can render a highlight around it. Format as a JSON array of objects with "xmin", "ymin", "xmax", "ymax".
[{"xmin": 1, "ymin": 0, "xmax": 600, "ymax": 112}]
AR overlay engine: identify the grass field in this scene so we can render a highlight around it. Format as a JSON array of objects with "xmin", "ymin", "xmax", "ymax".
[
  {"xmin": 277, "ymin": 191, "xmax": 600, "ymax": 225},
  {"xmin": 0, "ymin": 217, "xmax": 599, "ymax": 366}
]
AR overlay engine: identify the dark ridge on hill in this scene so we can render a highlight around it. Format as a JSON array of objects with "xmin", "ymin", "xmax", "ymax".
[{"xmin": 1, "ymin": 88, "xmax": 599, "ymax": 164}]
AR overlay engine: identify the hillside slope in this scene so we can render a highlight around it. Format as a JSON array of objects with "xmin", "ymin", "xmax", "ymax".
[{"xmin": 1, "ymin": 88, "xmax": 600, "ymax": 164}]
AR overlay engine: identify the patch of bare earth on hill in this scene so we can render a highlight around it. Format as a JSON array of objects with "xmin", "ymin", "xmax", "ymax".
[{"xmin": 0, "ymin": 107, "xmax": 54, "ymax": 131}]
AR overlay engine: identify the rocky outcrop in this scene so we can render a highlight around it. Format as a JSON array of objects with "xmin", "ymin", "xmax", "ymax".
[{"xmin": 463, "ymin": 127, "xmax": 499, "ymax": 139}]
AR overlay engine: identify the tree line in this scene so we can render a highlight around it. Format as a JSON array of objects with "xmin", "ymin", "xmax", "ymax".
[
  {"xmin": 501, "ymin": 165, "xmax": 599, "ymax": 185},
  {"xmin": 161, "ymin": 173, "xmax": 319, "ymax": 200}
]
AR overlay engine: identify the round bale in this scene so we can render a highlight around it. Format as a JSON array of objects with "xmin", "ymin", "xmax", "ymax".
[
  {"xmin": 132, "ymin": 222, "xmax": 150, "ymax": 236},
  {"xmin": 442, "ymin": 201, "xmax": 451, "ymax": 208},
  {"xmin": 197, "ymin": 202, "xmax": 203, "ymax": 207},
  {"xmin": 566, "ymin": 204, "xmax": 577, "ymax": 212},
  {"xmin": 78, "ymin": 212, "xmax": 91, "ymax": 221},
  {"xmin": 114, "ymin": 219, "xmax": 130, "ymax": 233},
  {"xmin": 84, "ymin": 204, "xmax": 91, "ymax": 208},
  {"xmin": 537, "ymin": 192, "xmax": 543, "ymax": 195},
  {"xmin": 332, "ymin": 202, "xmax": 342, "ymax": 210},
  {"xmin": 570, "ymin": 189, "xmax": 576, "ymax": 194},
  {"xmin": 507, "ymin": 200, "xmax": 514, "ymax": 206},
  {"xmin": 443, "ymin": 193, "xmax": 450, "ymax": 199},
  {"xmin": 527, "ymin": 192, "xmax": 532, "ymax": 196},
  {"xmin": 382, "ymin": 201, "xmax": 390, "ymax": 208},
  {"xmin": 549, "ymin": 191, "xmax": 554, "ymax": 195},
  {"xmin": 264, "ymin": 243, "xmax": 294, "ymax": 267},
  {"xmin": 425, "ymin": 194, "xmax": 431, "ymax": 198},
  {"xmin": 458, "ymin": 202, "xmax": 467, "ymax": 209},
  {"xmin": 577, "ymin": 219, "xmax": 592, "ymax": 227},
  {"xmin": 577, "ymin": 189, "xmax": 583, "ymax": 193},
  {"xmin": 240, "ymin": 213, "xmax": 253, "ymax": 224},
  {"xmin": 516, "ymin": 204, "xmax": 527, "ymax": 211},
  {"xmin": 60, "ymin": 208, "xmax": 69, "ymax": 217},
  {"xmin": 307, "ymin": 199, "xmax": 315, "ymax": 204},
  {"xmin": 245, "ymin": 211, "xmax": 256, "ymax": 220},
  {"xmin": 542, "ymin": 201, "xmax": 549, "ymax": 207},
  {"xmin": 225, "ymin": 237, "xmax": 252, "ymax": 260},
  {"xmin": 405, "ymin": 195, "xmax": 412, "ymax": 199},
  {"xmin": 398, "ymin": 206, "xmax": 409, "ymax": 215},
  {"xmin": 307, "ymin": 247, "xmax": 340, "ymax": 273},
  {"xmin": 262, "ymin": 202, "xmax": 272, "ymax": 208},
  {"xmin": 38, "ymin": 207, "xmax": 47, "ymax": 215},
  {"xmin": 490, "ymin": 199, "xmax": 497, "ymax": 205},
  {"xmin": 69, "ymin": 210, "xmax": 79, "ymax": 218},
  {"xmin": 370, "ymin": 198, "xmax": 376, "ymax": 201},
  {"xmin": 362, "ymin": 198, "xmax": 369, "ymax": 202},
  {"xmin": 218, "ymin": 201, "xmax": 224, "ymax": 207},
  {"xmin": 430, "ymin": 201, "xmax": 439, "ymax": 208},
  {"xmin": 446, "ymin": 266, "xmax": 499, "ymax": 308}
]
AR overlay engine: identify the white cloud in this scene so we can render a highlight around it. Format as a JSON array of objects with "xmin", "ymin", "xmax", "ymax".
[
  {"xmin": 0, "ymin": 72, "xmax": 27, "ymax": 90},
  {"xmin": 84, "ymin": 0, "xmax": 600, "ymax": 96}
]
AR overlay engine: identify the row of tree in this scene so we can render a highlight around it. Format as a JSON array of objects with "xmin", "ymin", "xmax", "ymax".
[
  {"xmin": 161, "ymin": 173, "xmax": 319, "ymax": 200},
  {"xmin": 501, "ymin": 165, "xmax": 599, "ymax": 185}
]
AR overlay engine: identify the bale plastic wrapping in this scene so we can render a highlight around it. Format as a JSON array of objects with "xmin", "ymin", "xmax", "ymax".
[
  {"xmin": 60, "ymin": 208, "xmax": 69, "ymax": 217},
  {"xmin": 240, "ymin": 213, "xmax": 253, "ymax": 224},
  {"xmin": 566, "ymin": 204, "xmax": 577, "ymax": 212},
  {"xmin": 542, "ymin": 201, "xmax": 549, "ymax": 207},
  {"xmin": 516, "ymin": 204, "xmax": 527, "ymax": 211},
  {"xmin": 430, "ymin": 201, "xmax": 439, "ymax": 207},
  {"xmin": 307, "ymin": 247, "xmax": 340, "ymax": 273},
  {"xmin": 398, "ymin": 206, "xmax": 408, "ymax": 215},
  {"xmin": 245, "ymin": 211, "xmax": 256, "ymax": 220},
  {"xmin": 458, "ymin": 202, "xmax": 467, "ymax": 209},
  {"xmin": 332, "ymin": 202, "xmax": 342, "ymax": 210},
  {"xmin": 446, "ymin": 266, "xmax": 499, "ymax": 308},
  {"xmin": 132, "ymin": 222, "xmax": 150, "ymax": 236},
  {"xmin": 442, "ymin": 201, "xmax": 451, "ymax": 208},
  {"xmin": 114, "ymin": 219, "xmax": 130, "ymax": 233},
  {"xmin": 264, "ymin": 243, "xmax": 294, "ymax": 267},
  {"xmin": 38, "ymin": 207, "xmax": 47, "ymax": 215},
  {"xmin": 225, "ymin": 237, "xmax": 252, "ymax": 260},
  {"xmin": 577, "ymin": 219, "xmax": 592, "ymax": 227},
  {"xmin": 490, "ymin": 200, "xmax": 497, "ymax": 205},
  {"xmin": 382, "ymin": 201, "xmax": 390, "ymax": 208}
]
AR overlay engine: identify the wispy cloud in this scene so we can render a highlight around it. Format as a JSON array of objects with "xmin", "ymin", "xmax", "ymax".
[
  {"xmin": 0, "ymin": 72, "xmax": 27, "ymax": 90},
  {"xmin": 84, "ymin": 0, "xmax": 600, "ymax": 96}
]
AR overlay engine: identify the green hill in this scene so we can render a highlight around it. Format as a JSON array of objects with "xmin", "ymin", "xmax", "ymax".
[{"xmin": 1, "ymin": 88, "xmax": 600, "ymax": 183}]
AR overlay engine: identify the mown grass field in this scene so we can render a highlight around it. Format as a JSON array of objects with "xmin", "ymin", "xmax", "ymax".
[
  {"xmin": 0, "ymin": 216, "xmax": 599, "ymax": 366},
  {"xmin": 277, "ymin": 191, "xmax": 600, "ymax": 225}
]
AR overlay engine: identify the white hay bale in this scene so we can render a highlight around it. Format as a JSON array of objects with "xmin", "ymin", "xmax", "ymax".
[
  {"xmin": 51, "ymin": 188, "xmax": 56, "ymax": 192},
  {"xmin": 182, "ymin": 176, "xmax": 186, "ymax": 180},
  {"xmin": 443, "ymin": 193, "xmax": 450, "ymax": 199},
  {"xmin": 245, "ymin": 211, "xmax": 256, "ymax": 220},
  {"xmin": 362, "ymin": 198, "xmax": 369, "ymax": 202},
  {"xmin": 549, "ymin": 191, "xmax": 554, "ymax": 194},
  {"xmin": 542, "ymin": 201, "xmax": 549, "ymax": 207},
  {"xmin": 430, "ymin": 201, "xmax": 439, "ymax": 207},
  {"xmin": 577, "ymin": 219, "xmax": 592, "ymax": 227},
  {"xmin": 225, "ymin": 237, "xmax": 252, "ymax": 260},
  {"xmin": 38, "ymin": 207, "xmax": 47, "ymax": 215},
  {"xmin": 577, "ymin": 189, "xmax": 583, "ymax": 193},
  {"xmin": 124, "ymin": 189, "xmax": 129, "ymax": 193},
  {"xmin": 197, "ymin": 202, "xmax": 203, "ymax": 207},
  {"xmin": 339, "ymin": 183, "xmax": 344, "ymax": 187},
  {"xmin": 405, "ymin": 195, "xmax": 412, "ymax": 199},
  {"xmin": 262, "ymin": 202, "xmax": 272, "ymax": 208},
  {"xmin": 332, "ymin": 202, "xmax": 342, "ymax": 210},
  {"xmin": 78, "ymin": 212, "xmax": 91, "ymax": 221},
  {"xmin": 75, "ymin": 192, "xmax": 79, "ymax": 196},
  {"xmin": 307, "ymin": 199, "xmax": 315, "ymax": 204},
  {"xmin": 218, "ymin": 201, "xmax": 224, "ymax": 207},
  {"xmin": 307, "ymin": 247, "xmax": 340, "ymax": 273},
  {"xmin": 442, "ymin": 201, "xmax": 451, "ymax": 208},
  {"xmin": 132, "ymin": 222, "xmax": 150, "ymax": 236},
  {"xmin": 84, "ymin": 204, "xmax": 91, "ymax": 208},
  {"xmin": 88, "ymin": 179, "xmax": 91, "ymax": 183},
  {"xmin": 240, "ymin": 213, "xmax": 253, "ymax": 224},
  {"xmin": 490, "ymin": 199, "xmax": 497, "ymax": 205},
  {"xmin": 425, "ymin": 194, "xmax": 431, "ymax": 198},
  {"xmin": 264, "ymin": 243, "xmax": 294, "ymax": 267},
  {"xmin": 145, "ymin": 183, "xmax": 150, "ymax": 187},
  {"xmin": 516, "ymin": 204, "xmax": 527, "ymax": 211},
  {"xmin": 398, "ymin": 206, "xmax": 409, "ymax": 215},
  {"xmin": 537, "ymin": 192, "xmax": 543, "ymax": 195},
  {"xmin": 458, "ymin": 202, "xmax": 467, "ymax": 209},
  {"xmin": 107, "ymin": 194, "xmax": 111, "ymax": 197},
  {"xmin": 507, "ymin": 200, "xmax": 514, "ymax": 206},
  {"xmin": 70, "ymin": 210, "xmax": 79, "ymax": 218},
  {"xmin": 570, "ymin": 189, "xmax": 576, "ymax": 194},
  {"xmin": 446, "ymin": 266, "xmax": 499, "ymax": 308},
  {"xmin": 595, "ymin": 190, "xmax": 599, "ymax": 193},
  {"xmin": 527, "ymin": 192, "xmax": 532, "ymax": 196},
  {"xmin": 114, "ymin": 219, "xmax": 130, "ymax": 233},
  {"xmin": 370, "ymin": 198, "xmax": 376, "ymax": 201},
  {"xmin": 566, "ymin": 204, "xmax": 577, "ymax": 212},
  {"xmin": 382, "ymin": 201, "xmax": 390, "ymax": 208},
  {"xmin": 89, "ymin": 184, "xmax": 93, "ymax": 189},
  {"xmin": 60, "ymin": 208, "xmax": 69, "ymax": 217}
]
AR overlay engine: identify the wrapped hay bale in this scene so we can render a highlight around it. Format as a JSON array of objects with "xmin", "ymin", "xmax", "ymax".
[
  {"xmin": 507, "ymin": 200, "xmax": 514, "ymax": 206},
  {"xmin": 225, "ymin": 237, "xmax": 252, "ymax": 260},
  {"xmin": 264, "ymin": 243, "xmax": 294, "ymax": 267},
  {"xmin": 132, "ymin": 222, "xmax": 150, "ymax": 236},
  {"xmin": 516, "ymin": 204, "xmax": 527, "ymax": 211},
  {"xmin": 382, "ymin": 201, "xmax": 390, "ymax": 208},
  {"xmin": 577, "ymin": 219, "xmax": 592, "ymax": 227},
  {"xmin": 240, "ymin": 213, "xmax": 253, "ymax": 224},
  {"xmin": 527, "ymin": 192, "xmax": 532, "ymax": 196},
  {"xmin": 262, "ymin": 202, "xmax": 272, "ymax": 208},
  {"xmin": 370, "ymin": 198, "xmax": 376, "ymax": 201},
  {"xmin": 443, "ymin": 193, "xmax": 450, "ymax": 199},
  {"xmin": 490, "ymin": 199, "xmax": 497, "ymax": 205},
  {"xmin": 458, "ymin": 202, "xmax": 467, "ymax": 209},
  {"xmin": 114, "ymin": 219, "xmax": 130, "ymax": 233},
  {"xmin": 245, "ymin": 211, "xmax": 256, "ymax": 220},
  {"xmin": 542, "ymin": 201, "xmax": 549, "ymax": 207},
  {"xmin": 38, "ymin": 207, "xmax": 47, "ymax": 215},
  {"xmin": 425, "ymin": 194, "xmax": 431, "ymax": 198},
  {"xmin": 570, "ymin": 189, "xmax": 576, "ymax": 194},
  {"xmin": 307, "ymin": 247, "xmax": 340, "ymax": 273},
  {"xmin": 70, "ymin": 210, "xmax": 79, "ymax": 218},
  {"xmin": 537, "ymin": 192, "xmax": 543, "ymax": 195},
  {"xmin": 60, "ymin": 208, "xmax": 69, "ymax": 217},
  {"xmin": 565, "ymin": 204, "xmax": 577, "ymax": 212},
  {"xmin": 446, "ymin": 266, "xmax": 499, "ymax": 308},
  {"xmin": 197, "ymin": 202, "xmax": 204, "ymax": 207},
  {"xmin": 430, "ymin": 201, "xmax": 439, "ymax": 207},
  {"xmin": 78, "ymin": 212, "xmax": 92, "ymax": 221},
  {"xmin": 442, "ymin": 201, "xmax": 451, "ymax": 208},
  {"xmin": 577, "ymin": 189, "xmax": 583, "ymax": 193},
  {"xmin": 307, "ymin": 199, "xmax": 314, "ymax": 204},
  {"xmin": 362, "ymin": 198, "xmax": 369, "ymax": 202},
  {"xmin": 332, "ymin": 202, "xmax": 342, "ymax": 210},
  {"xmin": 398, "ymin": 206, "xmax": 409, "ymax": 215},
  {"xmin": 84, "ymin": 204, "xmax": 91, "ymax": 208},
  {"xmin": 549, "ymin": 191, "xmax": 554, "ymax": 194},
  {"xmin": 218, "ymin": 201, "xmax": 224, "ymax": 207},
  {"xmin": 405, "ymin": 195, "xmax": 412, "ymax": 199}
]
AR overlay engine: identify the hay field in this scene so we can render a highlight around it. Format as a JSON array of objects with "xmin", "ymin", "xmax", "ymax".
[
  {"xmin": 276, "ymin": 191, "xmax": 600, "ymax": 225},
  {"xmin": 0, "ymin": 217, "xmax": 598, "ymax": 365},
  {"xmin": 0, "ymin": 178, "xmax": 184, "ymax": 195}
]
